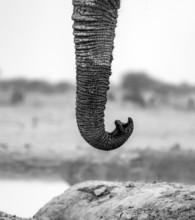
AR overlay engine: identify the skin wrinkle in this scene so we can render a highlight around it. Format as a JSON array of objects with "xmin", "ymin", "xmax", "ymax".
[{"xmin": 72, "ymin": 0, "xmax": 134, "ymax": 150}]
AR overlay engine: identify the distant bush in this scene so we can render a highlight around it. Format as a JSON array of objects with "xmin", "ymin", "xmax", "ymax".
[
  {"xmin": 120, "ymin": 72, "xmax": 195, "ymax": 109},
  {"xmin": 121, "ymin": 72, "xmax": 195, "ymax": 96},
  {"xmin": 187, "ymin": 98, "xmax": 195, "ymax": 110},
  {"xmin": 10, "ymin": 90, "xmax": 24, "ymax": 105},
  {"xmin": 55, "ymin": 82, "xmax": 75, "ymax": 93},
  {"xmin": 121, "ymin": 72, "xmax": 163, "ymax": 93},
  {"xmin": 0, "ymin": 78, "xmax": 75, "ymax": 95},
  {"xmin": 122, "ymin": 91, "xmax": 145, "ymax": 107}
]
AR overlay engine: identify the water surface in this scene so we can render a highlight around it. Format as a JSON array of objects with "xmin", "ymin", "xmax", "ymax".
[{"xmin": 0, "ymin": 180, "xmax": 69, "ymax": 218}]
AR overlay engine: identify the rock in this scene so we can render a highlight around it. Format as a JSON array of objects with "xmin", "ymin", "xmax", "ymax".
[
  {"xmin": 2, "ymin": 181, "xmax": 195, "ymax": 220},
  {"xmin": 34, "ymin": 180, "xmax": 195, "ymax": 220},
  {"xmin": 0, "ymin": 211, "xmax": 28, "ymax": 220}
]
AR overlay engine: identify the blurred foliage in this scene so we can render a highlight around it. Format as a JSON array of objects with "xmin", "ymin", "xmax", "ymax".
[
  {"xmin": 122, "ymin": 92, "xmax": 146, "ymax": 107},
  {"xmin": 0, "ymin": 78, "xmax": 74, "ymax": 94},
  {"xmin": 121, "ymin": 72, "xmax": 162, "ymax": 93},
  {"xmin": 0, "ymin": 74, "xmax": 195, "ymax": 110},
  {"xmin": 107, "ymin": 91, "xmax": 115, "ymax": 101},
  {"xmin": 10, "ymin": 89, "xmax": 25, "ymax": 105},
  {"xmin": 120, "ymin": 72, "xmax": 195, "ymax": 109},
  {"xmin": 0, "ymin": 78, "xmax": 75, "ymax": 106},
  {"xmin": 121, "ymin": 72, "xmax": 195, "ymax": 95}
]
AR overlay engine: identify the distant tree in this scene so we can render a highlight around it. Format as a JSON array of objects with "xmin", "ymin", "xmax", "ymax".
[
  {"xmin": 120, "ymin": 72, "xmax": 154, "ymax": 106},
  {"xmin": 121, "ymin": 72, "xmax": 163, "ymax": 93},
  {"xmin": 120, "ymin": 71, "xmax": 195, "ymax": 100}
]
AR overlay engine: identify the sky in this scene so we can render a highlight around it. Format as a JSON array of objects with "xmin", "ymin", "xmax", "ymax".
[{"xmin": 0, "ymin": 0, "xmax": 195, "ymax": 84}]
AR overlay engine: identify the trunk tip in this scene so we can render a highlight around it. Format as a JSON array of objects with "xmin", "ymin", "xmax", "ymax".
[{"xmin": 115, "ymin": 117, "xmax": 134, "ymax": 135}]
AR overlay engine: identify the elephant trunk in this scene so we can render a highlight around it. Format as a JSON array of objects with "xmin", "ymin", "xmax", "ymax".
[{"xmin": 72, "ymin": 0, "xmax": 133, "ymax": 151}]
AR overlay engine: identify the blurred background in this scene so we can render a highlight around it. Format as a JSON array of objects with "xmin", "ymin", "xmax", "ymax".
[{"xmin": 0, "ymin": 0, "xmax": 195, "ymax": 218}]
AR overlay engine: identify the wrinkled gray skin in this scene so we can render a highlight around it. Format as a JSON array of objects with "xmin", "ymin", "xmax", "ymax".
[{"xmin": 72, "ymin": 0, "xmax": 134, "ymax": 151}]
